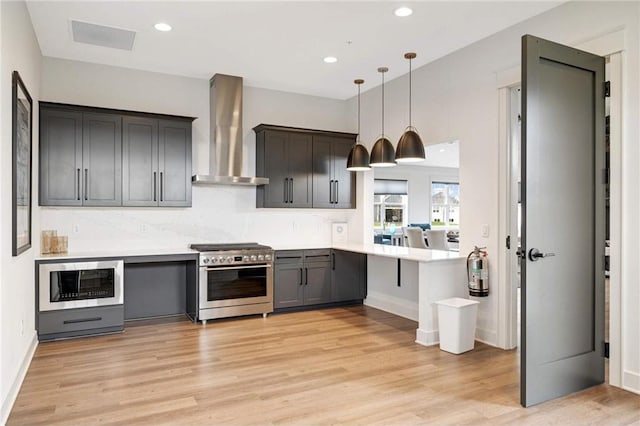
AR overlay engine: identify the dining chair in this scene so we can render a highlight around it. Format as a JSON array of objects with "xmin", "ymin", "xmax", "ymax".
[
  {"xmin": 424, "ymin": 229, "xmax": 449, "ymax": 250},
  {"xmin": 402, "ymin": 227, "xmax": 428, "ymax": 249}
]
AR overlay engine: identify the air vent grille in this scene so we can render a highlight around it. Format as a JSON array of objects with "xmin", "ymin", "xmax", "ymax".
[{"xmin": 71, "ymin": 20, "xmax": 136, "ymax": 51}]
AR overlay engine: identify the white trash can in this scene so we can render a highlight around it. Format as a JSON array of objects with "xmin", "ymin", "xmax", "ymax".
[{"xmin": 435, "ymin": 297, "xmax": 480, "ymax": 354}]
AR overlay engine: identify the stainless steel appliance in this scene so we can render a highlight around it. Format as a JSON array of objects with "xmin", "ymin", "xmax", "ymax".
[
  {"xmin": 190, "ymin": 243, "xmax": 273, "ymax": 323},
  {"xmin": 39, "ymin": 260, "xmax": 124, "ymax": 311}
]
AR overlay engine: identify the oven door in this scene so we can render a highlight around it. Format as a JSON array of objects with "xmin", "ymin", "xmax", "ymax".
[
  {"xmin": 199, "ymin": 264, "xmax": 273, "ymax": 309},
  {"xmin": 39, "ymin": 260, "xmax": 124, "ymax": 311}
]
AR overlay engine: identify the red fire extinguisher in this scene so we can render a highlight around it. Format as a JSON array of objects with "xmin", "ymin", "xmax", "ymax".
[{"xmin": 467, "ymin": 246, "xmax": 489, "ymax": 297}]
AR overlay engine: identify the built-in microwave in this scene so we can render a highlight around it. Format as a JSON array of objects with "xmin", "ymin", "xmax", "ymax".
[{"xmin": 38, "ymin": 260, "xmax": 124, "ymax": 311}]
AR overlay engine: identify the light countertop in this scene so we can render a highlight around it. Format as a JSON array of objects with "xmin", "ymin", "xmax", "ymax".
[
  {"xmin": 35, "ymin": 247, "xmax": 199, "ymax": 261},
  {"xmin": 332, "ymin": 242, "xmax": 464, "ymax": 263}
]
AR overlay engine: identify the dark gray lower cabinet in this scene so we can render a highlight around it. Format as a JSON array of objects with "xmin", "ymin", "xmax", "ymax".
[
  {"xmin": 331, "ymin": 249, "xmax": 367, "ymax": 302},
  {"xmin": 124, "ymin": 262, "xmax": 187, "ymax": 319},
  {"xmin": 274, "ymin": 249, "xmax": 365, "ymax": 310},
  {"xmin": 38, "ymin": 305, "xmax": 124, "ymax": 341},
  {"xmin": 274, "ymin": 250, "xmax": 332, "ymax": 309}
]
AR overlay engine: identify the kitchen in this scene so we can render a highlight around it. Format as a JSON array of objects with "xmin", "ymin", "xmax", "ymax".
[{"xmin": 3, "ymin": 1, "xmax": 640, "ymax": 425}]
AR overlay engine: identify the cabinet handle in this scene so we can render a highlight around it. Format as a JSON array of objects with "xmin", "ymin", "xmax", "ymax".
[
  {"xmin": 64, "ymin": 317, "xmax": 102, "ymax": 324},
  {"xmin": 76, "ymin": 168, "xmax": 81, "ymax": 201},
  {"xmin": 299, "ymin": 267, "xmax": 304, "ymax": 285},
  {"xmin": 335, "ymin": 180, "xmax": 339, "ymax": 204},
  {"xmin": 397, "ymin": 259, "xmax": 402, "ymax": 287},
  {"xmin": 332, "ymin": 252, "xmax": 336, "ymax": 270},
  {"xmin": 160, "ymin": 172, "xmax": 164, "ymax": 202},
  {"xmin": 329, "ymin": 180, "xmax": 334, "ymax": 204},
  {"xmin": 84, "ymin": 169, "xmax": 88, "ymax": 201},
  {"xmin": 284, "ymin": 178, "xmax": 289, "ymax": 203},
  {"xmin": 153, "ymin": 172, "xmax": 157, "ymax": 202},
  {"xmin": 289, "ymin": 178, "xmax": 294, "ymax": 204},
  {"xmin": 304, "ymin": 267, "xmax": 308, "ymax": 285}
]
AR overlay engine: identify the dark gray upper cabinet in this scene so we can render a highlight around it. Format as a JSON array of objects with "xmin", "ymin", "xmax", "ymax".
[
  {"xmin": 123, "ymin": 117, "xmax": 158, "ymax": 206},
  {"xmin": 254, "ymin": 124, "xmax": 357, "ymax": 209},
  {"xmin": 256, "ymin": 128, "xmax": 312, "ymax": 208},
  {"xmin": 40, "ymin": 103, "xmax": 194, "ymax": 208},
  {"xmin": 40, "ymin": 109, "xmax": 83, "ymax": 206},
  {"xmin": 82, "ymin": 113, "xmax": 122, "ymax": 206},
  {"xmin": 331, "ymin": 249, "xmax": 367, "ymax": 302},
  {"xmin": 312, "ymin": 135, "xmax": 356, "ymax": 208}
]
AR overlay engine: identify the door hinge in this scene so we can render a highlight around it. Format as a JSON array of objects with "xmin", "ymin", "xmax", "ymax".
[
  {"xmin": 603, "ymin": 341, "xmax": 610, "ymax": 359},
  {"xmin": 604, "ymin": 81, "xmax": 611, "ymax": 98},
  {"xmin": 506, "ymin": 235, "xmax": 511, "ymax": 250}
]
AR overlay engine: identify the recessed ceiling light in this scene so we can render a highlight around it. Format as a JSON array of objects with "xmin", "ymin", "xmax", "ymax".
[
  {"xmin": 394, "ymin": 7, "xmax": 413, "ymax": 17},
  {"xmin": 154, "ymin": 22, "xmax": 172, "ymax": 32},
  {"xmin": 323, "ymin": 56, "xmax": 338, "ymax": 64},
  {"xmin": 439, "ymin": 148, "xmax": 446, "ymax": 152}
]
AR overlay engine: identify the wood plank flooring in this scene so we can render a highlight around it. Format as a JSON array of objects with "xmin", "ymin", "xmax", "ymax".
[{"xmin": 8, "ymin": 306, "xmax": 640, "ymax": 425}]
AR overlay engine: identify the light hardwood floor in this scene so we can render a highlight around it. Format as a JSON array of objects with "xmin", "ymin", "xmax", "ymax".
[{"xmin": 8, "ymin": 306, "xmax": 640, "ymax": 425}]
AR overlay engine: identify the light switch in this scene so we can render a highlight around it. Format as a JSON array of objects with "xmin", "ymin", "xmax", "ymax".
[{"xmin": 481, "ymin": 224, "xmax": 490, "ymax": 238}]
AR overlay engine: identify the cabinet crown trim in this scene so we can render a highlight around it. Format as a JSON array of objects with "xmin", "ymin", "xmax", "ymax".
[
  {"xmin": 253, "ymin": 124, "xmax": 356, "ymax": 139},
  {"xmin": 40, "ymin": 102, "xmax": 196, "ymax": 122}
]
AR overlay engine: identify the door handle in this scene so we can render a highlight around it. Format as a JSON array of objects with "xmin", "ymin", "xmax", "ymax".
[
  {"xmin": 153, "ymin": 171, "xmax": 157, "ymax": 202},
  {"xmin": 299, "ymin": 267, "xmax": 303, "ymax": 285},
  {"xmin": 304, "ymin": 267, "xmax": 308, "ymax": 285},
  {"xmin": 329, "ymin": 180, "xmax": 334, "ymax": 204},
  {"xmin": 528, "ymin": 248, "xmax": 556, "ymax": 261},
  {"xmin": 289, "ymin": 178, "xmax": 294, "ymax": 204},
  {"xmin": 332, "ymin": 252, "xmax": 336, "ymax": 270},
  {"xmin": 160, "ymin": 172, "xmax": 164, "ymax": 202},
  {"xmin": 84, "ymin": 168, "xmax": 88, "ymax": 200},
  {"xmin": 284, "ymin": 178, "xmax": 289, "ymax": 203},
  {"xmin": 77, "ymin": 168, "xmax": 81, "ymax": 201},
  {"xmin": 335, "ymin": 180, "xmax": 339, "ymax": 204}
]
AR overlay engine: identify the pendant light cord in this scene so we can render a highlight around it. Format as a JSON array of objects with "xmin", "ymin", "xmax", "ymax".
[
  {"xmin": 381, "ymin": 71, "xmax": 385, "ymax": 136},
  {"xmin": 357, "ymin": 84, "xmax": 361, "ymax": 139},
  {"xmin": 409, "ymin": 56, "xmax": 412, "ymax": 127}
]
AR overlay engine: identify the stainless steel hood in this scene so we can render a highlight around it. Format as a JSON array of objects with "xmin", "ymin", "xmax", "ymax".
[{"xmin": 192, "ymin": 74, "xmax": 269, "ymax": 186}]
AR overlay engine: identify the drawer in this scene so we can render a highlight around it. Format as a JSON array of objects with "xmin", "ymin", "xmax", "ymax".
[
  {"xmin": 39, "ymin": 305, "xmax": 124, "ymax": 336},
  {"xmin": 304, "ymin": 249, "xmax": 331, "ymax": 263},
  {"xmin": 275, "ymin": 250, "xmax": 304, "ymax": 264}
]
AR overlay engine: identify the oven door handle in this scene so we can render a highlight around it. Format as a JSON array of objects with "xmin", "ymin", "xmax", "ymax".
[{"xmin": 203, "ymin": 264, "xmax": 272, "ymax": 271}]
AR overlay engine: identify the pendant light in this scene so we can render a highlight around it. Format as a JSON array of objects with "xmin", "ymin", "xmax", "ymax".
[
  {"xmin": 346, "ymin": 79, "xmax": 371, "ymax": 171},
  {"xmin": 395, "ymin": 52, "xmax": 426, "ymax": 163},
  {"xmin": 370, "ymin": 67, "xmax": 396, "ymax": 167}
]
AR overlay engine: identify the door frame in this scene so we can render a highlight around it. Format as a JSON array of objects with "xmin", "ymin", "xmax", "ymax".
[{"xmin": 497, "ymin": 31, "xmax": 624, "ymax": 388}]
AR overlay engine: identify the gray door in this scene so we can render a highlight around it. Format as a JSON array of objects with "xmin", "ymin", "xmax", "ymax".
[
  {"xmin": 521, "ymin": 35, "xmax": 605, "ymax": 407},
  {"xmin": 263, "ymin": 131, "xmax": 290, "ymax": 207},
  {"xmin": 122, "ymin": 116, "xmax": 158, "ymax": 206},
  {"xmin": 158, "ymin": 120, "xmax": 192, "ymax": 207},
  {"xmin": 288, "ymin": 133, "xmax": 313, "ymax": 208},
  {"xmin": 332, "ymin": 138, "xmax": 356, "ymax": 209},
  {"xmin": 312, "ymin": 136, "xmax": 333, "ymax": 208},
  {"xmin": 82, "ymin": 113, "xmax": 122, "ymax": 206}
]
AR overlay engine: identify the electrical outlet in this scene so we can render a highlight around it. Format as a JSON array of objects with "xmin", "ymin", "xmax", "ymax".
[
  {"xmin": 72, "ymin": 224, "xmax": 79, "ymax": 233},
  {"xmin": 481, "ymin": 224, "xmax": 490, "ymax": 238},
  {"xmin": 141, "ymin": 224, "xmax": 148, "ymax": 233}
]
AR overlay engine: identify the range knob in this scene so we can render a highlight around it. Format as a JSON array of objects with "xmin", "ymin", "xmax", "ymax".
[
  {"xmin": 227, "ymin": 256, "xmax": 234, "ymax": 263},
  {"xmin": 218, "ymin": 256, "xmax": 226, "ymax": 263},
  {"xmin": 211, "ymin": 257, "xmax": 218, "ymax": 263},
  {"xmin": 243, "ymin": 255, "xmax": 250, "ymax": 262},
  {"xmin": 203, "ymin": 257, "xmax": 210, "ymax": 264},
  {"xmin": 258, "ymin": 254, "xmax": 265, "ymax": 261},
  {"xmin": 265, "ymin": 254, "xmax": 272, "ymax": 260},
  {"xmin": 250, "ymin": 255, "xmax": 257, "ymax": 261}
]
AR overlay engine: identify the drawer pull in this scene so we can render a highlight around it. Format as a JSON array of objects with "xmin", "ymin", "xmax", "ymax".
[{"xmin": 64, "ymin": 317, "xmax": 102, "ymax": 324}]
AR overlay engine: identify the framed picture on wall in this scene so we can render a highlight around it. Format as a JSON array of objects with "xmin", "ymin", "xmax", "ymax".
[{"xmin": 12, "ymin": 70, "xmax": 33, "ymax": 256}]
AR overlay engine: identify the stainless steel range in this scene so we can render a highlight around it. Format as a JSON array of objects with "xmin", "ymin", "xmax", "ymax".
[{"xmin": 190, "ymin": 243, "xmax": 273, "ymax": 323}]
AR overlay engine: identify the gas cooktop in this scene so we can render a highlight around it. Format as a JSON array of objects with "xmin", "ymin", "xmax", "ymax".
[{"xmin": 190, "ymin": 243, "xmax": 272, "ymax": 252}]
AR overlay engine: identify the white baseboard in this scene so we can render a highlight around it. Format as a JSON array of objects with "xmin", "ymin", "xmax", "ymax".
[
  {"xmin": 364, "ymin": 291, "xmax": 418, "ymax": 321},
  {"xmin": 622, "ymin": 370, "xmax": 640, "ymax": 395},
  {"xmin": 475, "ymin": 327, "xmax": 498, "ymax": 348},
  {"xmin": 415, "ymin": 328, "xmax": 438, "ymax": 346},
  {"xmin": 1, "ymin": 333, "xmax": 38, "ymax": 426}
]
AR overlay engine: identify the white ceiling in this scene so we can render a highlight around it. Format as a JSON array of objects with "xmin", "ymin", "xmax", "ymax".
[{"xmin": 26, "ymin": 1, "xmax": 561, "ymax": 100}]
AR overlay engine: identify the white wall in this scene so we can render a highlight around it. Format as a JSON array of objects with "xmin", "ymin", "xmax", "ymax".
[
  {"xmin": 0, "ymin": 1, "xmax": 41, "ymax": 423},
  {"xmin": 352, "ymin": 1, "xmax": 640, "ymax": 391},
  {"xmin": 39, "ymin": 57, "xmax": 361, "ymax": 251},
  {"xmin": 374, "ymin": 165, "xmax": 459, "ymax": 226}
]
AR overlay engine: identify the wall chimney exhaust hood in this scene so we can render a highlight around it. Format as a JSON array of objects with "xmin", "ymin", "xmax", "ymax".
[{"xmin": 192, "ymin": 74, "xmax": 269, "ymax": 186}]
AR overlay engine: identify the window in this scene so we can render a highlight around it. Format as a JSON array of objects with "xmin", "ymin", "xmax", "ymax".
[
  {"xmin": 431, "ymin": 181, "xmax": 459, "ymax": 227},
  {"xmin": 373, "ymin": 179, "xmax": 408, "ymax": 231}
]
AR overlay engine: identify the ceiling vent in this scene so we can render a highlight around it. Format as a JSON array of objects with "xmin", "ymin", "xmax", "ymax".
[{"xmin": 71, "ymin": 20, "xmax": 136, "ymax": 51}]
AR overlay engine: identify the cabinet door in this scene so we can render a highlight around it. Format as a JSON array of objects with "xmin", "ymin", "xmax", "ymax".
[
  {"xmin": 312, "ymin": 136, "xmax": 334, "ymax": 208},
  {"xmin": 158, "ymin": 120, "xmax": 192, "ymax": 207},
  {"xmin": 40, "ymin": 109, "xmax": 83, "ymax": 206},
  {"xmin": 331, "ymin": 250, "xmax": 366, "ymax": 302},
  {"xmin": 303, "ymin": 261, "xmax": 332, "ymax": 305},
  {"xmin": 288, "ymin": 133, "xmax": 313, "ymax": 208},
  {"xmin": 332, "ymin": 138, "xmax": 356, "ymax": 209},
  {"xmin": 274, "ymin": 263, "xmax": 304, "ymax": 309},
  {"xmin": 262, "ymin": 131, "xmax": 290, "ymax": 208},
  {"xmin": 122, "ymin": 117, "xmax": 158, "ymax": 206},
  {"xmin": 82, "ymin": 113, "xmax": 122, "ymax": 206}
]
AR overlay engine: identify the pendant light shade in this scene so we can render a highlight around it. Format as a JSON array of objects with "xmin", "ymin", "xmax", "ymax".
[
  {"xmin": 396, "ymin": 52, "xmax": 425, "ymax": 163},
  {"xmin": 347, "ymin": 79, "xmax": 371, "ymax": 171},
  {"xmin": 370, "ymin": 67, "xmax": 397, "ymax": 167}
]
